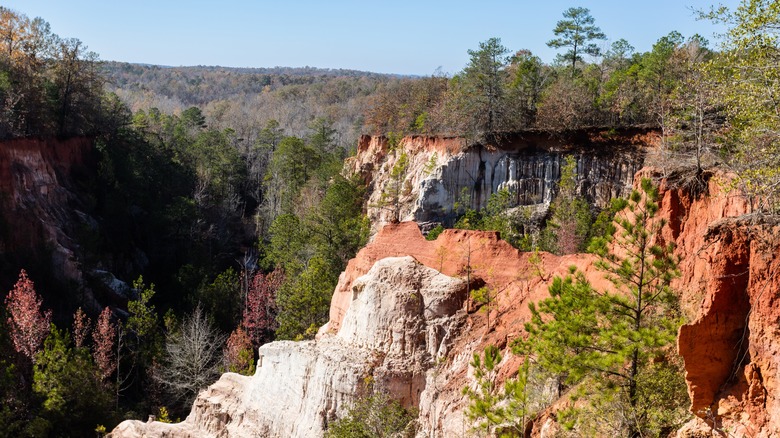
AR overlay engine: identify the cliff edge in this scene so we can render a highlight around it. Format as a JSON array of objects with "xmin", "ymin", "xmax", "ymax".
[{"xmin": 348, "ymin": 130, "xmax": 655, "ymax": 234}]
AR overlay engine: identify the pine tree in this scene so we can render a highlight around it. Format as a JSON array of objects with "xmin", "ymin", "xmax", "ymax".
[
  {"xmin": 525, "ymin": 178, "xmax": 688, "ymax": 436},
  {"xmin": 463, "ymin": 343, "xmax": 541, "ymax": 437},
  {"xmin": 125, "ymin": 276, "xmax": 162, "ymax": 365},
  {"xmin": 33, "ymin": 326, "xmax": 114, "ymax": 435},
  {"xmin": 463, "ymin": 345, "xmax": 508, "ymax": 435},
  {"xmin": 547, "ymin": 7, "xmax": 607, "ymax": 76},
  {"xmin": 274, "ymin": 255, "xmax": 337, "ymax": 340}
]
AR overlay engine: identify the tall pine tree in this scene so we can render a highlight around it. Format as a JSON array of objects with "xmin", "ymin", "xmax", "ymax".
[{"xmin": 525, "ymin": 178, "xmax": 688, "ymax": 436}]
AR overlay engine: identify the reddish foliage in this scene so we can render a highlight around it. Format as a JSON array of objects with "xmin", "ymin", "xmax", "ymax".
[
  {"xmin": 92, "ymin": 306, "xmax": 116, "ymax": 381},
  {"xmin": 223, "ymin": 326, "xmax": 254, "ymax": 375},
  {"xmin": 242, "ymin": 267, "xmax": 284, "ymax": 348},
  {"xmin": 556, "ymin": 218, "xmax": 581, "ymax": 255},
  {"xmin": 72, "ymin": 307, "xmax": 91, "ymax": 349},
  {"xmin": 5, "ymin": 269, "xmax": 52, "ymax": 362}
]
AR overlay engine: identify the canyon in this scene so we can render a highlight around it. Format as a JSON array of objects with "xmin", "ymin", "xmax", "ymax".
[{"xmin": 107, "ymin": 133, "xmax": 780, "ymax": 437}]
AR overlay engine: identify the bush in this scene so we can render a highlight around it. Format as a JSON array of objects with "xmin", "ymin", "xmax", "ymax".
[{"xmin": 326, "ymin": 392, "xmax": 417, "ymax": 438}]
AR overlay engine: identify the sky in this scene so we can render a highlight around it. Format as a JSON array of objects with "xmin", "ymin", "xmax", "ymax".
[{"xmin": 4, "ymin": 0, "xmax": 742, "ymax": 76}]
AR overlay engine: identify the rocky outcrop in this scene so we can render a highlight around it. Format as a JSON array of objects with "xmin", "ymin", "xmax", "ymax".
[
  {"xmin": 111, "ymin": 256, "xmax": 473, "ymax": 437},
  {"xmin": 320, "ymin": 223, "xmax": 612, "ymax": 437},
  {"xmin": 348, "ymin": 130, "xmax": 655, "ymax": 234},
  {"xmin": 111, "ymin": 222, "xmax": 612, "ymax": 438},
  {"xmin": 675, "ymin": 218, "xmax": 780, "ymax": 437},
  {"xmin": 647, "ymin": 170, "xmax": 780, "ymax": 437},
  {"xmin": 0, "ymin": 137, "xmax": 95, "ymax": 285}
]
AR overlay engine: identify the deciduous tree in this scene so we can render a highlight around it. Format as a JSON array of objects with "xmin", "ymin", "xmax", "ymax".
[
  {"xmin": 223, "ymin": 327, "xmax": 255, "ymax": 375},
  {"xmin": 93, "ymin": 306, "xmax": 116, "ymax": 381},
  {"xmin": 702, "ymin": 0, "xmax": 780, "ymax": 212},
  {"xmin": 668, "ymin": 43, "xmax": 720, "ymax": 182},
  {"xmin": 5, "ymin": 269, "xmax": 51, "ymax": 362},
  {"xmin": 71, "ymin": 307, "xmax": 90, "ymax": 350},
  {"xmin": 242, "ymin": 267, "xmax": 285, "ymax": 348},
  {"xmin": 545, "ymin": 155, "xmax": 592, "ymax": 254},
  {"xmin": 509, "ymin": 50, "xmax": 551, "ymax": 125},
  {"xmin": 638, "ymin": 32, "xmax": 687, "ymax": 146},
  {"xmin": 155, "ymin": 306, "xmax": 226, "ymax": 410},
  {"xmin": 325, "ymin": 391, "xmax": 417, "ymax": 438}
]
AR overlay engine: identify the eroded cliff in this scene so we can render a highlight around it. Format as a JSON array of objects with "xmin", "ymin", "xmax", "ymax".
[
  {"xmin": 0, "ymin": 137, "xmax": 94, "ymax": 285},
  {"xmin": 110, "ymin": 222, "xmax": 616, "ymax": 438},
  {"xmin": 110, "ymin": 255, "xmax": 473, "ymax": 437},
  {"xmin": 348, "ymin": 130, "xmax": 655, "ymax": 234},
  {"xmin": 672, "ymin": 214, "xmax": 780, "ymax": 435}
]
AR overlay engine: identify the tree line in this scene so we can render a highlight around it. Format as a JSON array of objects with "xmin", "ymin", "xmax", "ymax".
[
  {"xmin": 103, "ymin": 62, "xmax": 397, "ymax": 155},
  {"xmin": 366, "ymin": 8, "xmax": 714, "ymax": 146},
  {"xmin": 461, "ymin": 2, "xmax": 780, "ymax": 436},
  {"xmin": 0, "ymin": 7, "xmax": 106, "ymax": 138}
]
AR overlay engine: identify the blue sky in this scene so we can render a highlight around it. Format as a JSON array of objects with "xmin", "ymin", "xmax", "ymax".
[{"xmin": 5, "ymin": 0, "xmax": 741, "ymax": 75}]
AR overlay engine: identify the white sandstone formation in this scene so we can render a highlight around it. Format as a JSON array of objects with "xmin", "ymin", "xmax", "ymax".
[{"xmin": 109, "ymin": 256, "xmax": 469, "ymax": 438}]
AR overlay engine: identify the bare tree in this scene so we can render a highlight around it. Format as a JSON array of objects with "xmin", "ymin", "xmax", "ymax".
[{"xmin": 155, "ymin": 305, "xmax": 226, "ymax": 409}]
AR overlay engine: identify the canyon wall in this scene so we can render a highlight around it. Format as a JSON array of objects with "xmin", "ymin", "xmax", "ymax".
[
  {"xmin": 0, "ymin": 137, "xmax": 148, "ymax": 312},
  {"xmin": 348, "ymin": 130, "xmax": 655, "ymax": 234},
  {"xmin": 111, "ymin": 254, "xmax": 474, "ymax": 437},
  {"xmin": 665, "ymin": 180, "xmax": 780, "ymax": 437},
  {"xmin": 0, "ymin": 137, "xmax": 95, "ymax": 285}
]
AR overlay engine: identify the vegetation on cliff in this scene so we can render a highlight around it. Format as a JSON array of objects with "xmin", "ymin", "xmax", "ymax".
[
  {"xmin": 466, "ymin": 180, "xmax": 690, "ymax": 436},
  {"xmin": 0, "ymin": 0, "xmax": 779, "ymax": 435},
  {"xmin": 458, "ymin": 2, "xmax": 780, "ymax": 432}
]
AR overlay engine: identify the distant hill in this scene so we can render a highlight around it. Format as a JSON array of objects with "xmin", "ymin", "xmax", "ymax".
[
  {"xmin": 104, "ymin": 62, "xmax": 402, "ymax": 78},
  {"xmin": 101, "ymin": 61, "xmax": 413, "ymax": 147}
]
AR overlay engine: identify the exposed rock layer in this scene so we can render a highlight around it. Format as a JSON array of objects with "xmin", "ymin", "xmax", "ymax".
[
  {"xmin": 110, "ymin": 222, "xmax": 610, "ymax": 437},
  {"xmin": 0, "ymin": 137, "xmax": 94, "ymax": 285},
  {"xmin": 348, "ymin": 130, "xmax": 655, "ymax": 234},
  {"xmin": 675, "ymin": 217, "xmax": 780, "ymax": 436},
  {"xmin": 111, "ymin": 256, "xmax": 475, "ymax": 437}
]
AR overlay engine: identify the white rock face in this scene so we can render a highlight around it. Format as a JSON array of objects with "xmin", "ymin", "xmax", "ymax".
[
  {"xmin": 347, "ymin": 134, "xmax": 648, "ymax": 235},
  {"xmin": 109, "ymin": 256, "xmax": 468, "ymax": 438}
]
